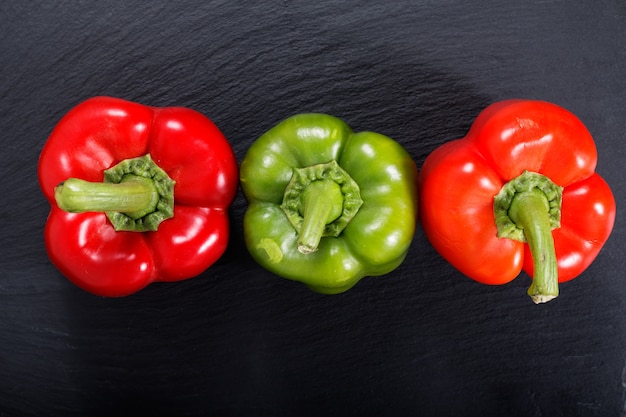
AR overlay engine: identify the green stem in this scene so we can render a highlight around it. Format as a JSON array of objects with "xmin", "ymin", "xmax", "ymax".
[
  {"xmin": 297, "ymin": 180, "xmax": 344, "ymax": 254},
  {"xmin": 493, "ymin": 171, "xmax": 563, "ymax": 304},
  {"xmin": 53, "ymin": 154, "xmax": 175, "ymax": 232},
  {"xmin": 508, "ymin": 188, "xmax": 559, "ymax": 303},
  {"xmin": 280, "ymin": 160, "xmax": 363, "ymax": 254},
  {"xmin": 55, "ymin": 176, "xmax": 159, "ymax": 218}
]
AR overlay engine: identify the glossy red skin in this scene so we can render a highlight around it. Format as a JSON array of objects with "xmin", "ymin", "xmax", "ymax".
[
  {"xmin": 419, "ymin": 100, "xmax": 615, "ymax": 285},
  {"xmin": 38, "ymin": 96, "xmax": 238, "ymax": 296}
]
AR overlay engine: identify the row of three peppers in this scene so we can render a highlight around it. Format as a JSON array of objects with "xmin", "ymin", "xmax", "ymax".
[{"xmin": 39, "ymin": 97, "xmax": 615, "ymax": 302}]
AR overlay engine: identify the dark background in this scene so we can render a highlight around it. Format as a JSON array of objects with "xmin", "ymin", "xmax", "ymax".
[{"xmin": 1, "ymin": 1, "xmax": 625, "ymax": 416}]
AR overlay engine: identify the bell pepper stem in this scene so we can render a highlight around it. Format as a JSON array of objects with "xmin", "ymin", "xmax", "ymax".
[
  {"xmin": 297, "ymin": 180, "xmax": 344, "ymax": 254},
  {"xmin": 281, "ymin": 160, "xmax": 363, "ymax": 254},
  {"xmin": 53, "ymin": 154, "xmax": 175, "ymax": 232},
  {"xmin": 55, "ymin": 176, "xmax": 159, "ymax": 219},
  {"xmin": 494, "ymin": 171, "xmax": 563, "ymax": 303},
  {"xmin": 508, "ymin": 188, "xmax": 559, "ymax": 304}
]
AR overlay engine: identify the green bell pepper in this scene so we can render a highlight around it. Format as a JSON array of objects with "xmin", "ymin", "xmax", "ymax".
[{"xmin": 240, "ymin": 113, "xmax": 418, "ymax": 294}]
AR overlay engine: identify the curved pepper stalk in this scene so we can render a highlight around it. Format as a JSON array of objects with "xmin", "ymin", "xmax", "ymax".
[{"xmin": 494, "ymin": 171, "xmax": 563, "ymax": 303}]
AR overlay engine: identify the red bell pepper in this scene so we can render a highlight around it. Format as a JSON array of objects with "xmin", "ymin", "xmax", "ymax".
[
  {"xmin": 419, "ymin": 99, "xmax": 615, "ymax": 303},
  {"xmin": 38, "ymin": 96, "xmax": 238, "ymax": 297}
]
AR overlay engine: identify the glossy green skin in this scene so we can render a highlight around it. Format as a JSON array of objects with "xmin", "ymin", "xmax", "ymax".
[{"xmin": 240, "ymin": 114, "xmax": 418, "ymax": 294}]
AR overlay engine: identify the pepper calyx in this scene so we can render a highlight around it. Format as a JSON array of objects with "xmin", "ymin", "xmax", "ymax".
[
  {"xmin": 281, "ymin": 160, "xmax": 363, "ymax": 254},
  {"xmin": 494, "ymin": 170, "xmax": 563, "ymax": 241}
]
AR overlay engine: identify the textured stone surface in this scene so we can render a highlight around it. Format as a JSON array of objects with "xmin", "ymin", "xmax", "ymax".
[{"xmin": 1, "ymin": 1, "xmax": 625, "ymax": 415}]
